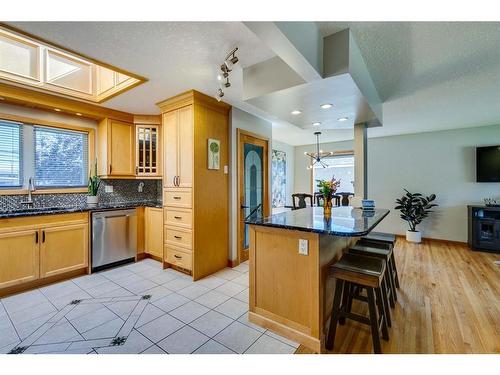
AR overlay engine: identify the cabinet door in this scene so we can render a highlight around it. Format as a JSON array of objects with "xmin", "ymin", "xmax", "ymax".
[
  {"xmin": 109, "ymin": 120, "xmax": 135, "ymax": 176},
  {"xmin": 177, "ymin": 105, "xmax": 193, "ymax": 188},
  {"xmin": 40, "ymin": 223, "xmax": 88, "ymax": 279},
  {"xmin": 163, "ymin": 111, "xmax": 179, "ymax": 187},
  {"xmin": 145, "ymin": 208, "xmax": 164, "ymax": 259},
  {"xmin": 0, "ymin": 230, "xmax": 39, "ymax": 289},
  {"xmin": 136, "ymin": 125, "xmax": 160, "ymax": 176}
]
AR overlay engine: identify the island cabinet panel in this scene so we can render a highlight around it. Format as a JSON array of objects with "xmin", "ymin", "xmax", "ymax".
[
  {"xmin": 145, "ymin": 207, "xmax": 163, "ymax": 259},
  {"xmin": 0, "ymin": 230, "xmax": 39, "ymax": 289},
  {"xmin": 158, "ymin": 90, "xmax": 230, "ymax": 280},
  {"xmin": 40, "ymin": 222, "xmax": 89, "ymax": 279}
]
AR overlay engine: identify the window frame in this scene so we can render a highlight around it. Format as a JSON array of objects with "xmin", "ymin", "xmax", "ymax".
[
  {"xmin": 0, "ymin": 112, "xmax": 95, "ymax": 195},
  {"xmin": 309, "ymin": 150, "xmax": 355, "ymax": 194},
  {"xmin": 0, "ymin": 119, "xmax": 23, "ymax": 189}
]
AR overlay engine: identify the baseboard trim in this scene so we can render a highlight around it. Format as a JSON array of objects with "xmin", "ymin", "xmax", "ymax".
[{"xmin": 395, "ymin": 234, "xmax": 468, "ymax": 246}]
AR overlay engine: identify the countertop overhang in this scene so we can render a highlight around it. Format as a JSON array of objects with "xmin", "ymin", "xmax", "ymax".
[
  {"xmin": 0, "ymin": 200, "xmax": 162, "ymax": 219},
  {"xmin": 246, "ymin": 206, "xmax": 390, "ymax": 237}
]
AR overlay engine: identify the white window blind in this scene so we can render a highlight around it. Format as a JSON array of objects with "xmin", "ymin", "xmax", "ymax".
[
  {"xmin": 34, "ymin": 126, "xmax": 88, "ymax": 188},
  {"xmin": 0, "ymin": 120, "xmax": 22, "ymax": 187}
]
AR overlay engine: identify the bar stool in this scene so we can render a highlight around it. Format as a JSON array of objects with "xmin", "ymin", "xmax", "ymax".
[
  {"xmin": 358, "ymin": 237, "xmax": 400, "ymax": 289},
  {"xmin": 326, "ymin": 253, "xmax": 389, "ymax": 354},
  {"xmin": 349, "ymin": 242, "xmax": 398, "ymax": 311}
]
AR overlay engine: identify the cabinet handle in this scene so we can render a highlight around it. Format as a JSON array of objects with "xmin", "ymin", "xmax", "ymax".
[
  {"xmin": 174, "ymin": 235, "xmax": 182, "ymax": 239},
  {"xmin": 135, "ymin": 166, "xmax": 138, "ymax": 174},
  {"xmin": 42, "ymin": 230, "xmax": 45, "ymax": 243},
  {"xmin": 176, "ymin": 176, "xmax": 180, "ymax": 186},
  {"xmin": 174, "ymin": 216, "xmax": 182, "ymax": 219},
  {"xmin": 174, "ymin": 255, "xmax": 182, "ymax": 259},
  {"xmin": 173, "ymin": 176, "xmax": 177, "ymax": 186},
  {"xmin": 109, "ymin": 164, "xmax": 112, "ymax": 174},
  {"xmin": 173, "ymin": 196, "xmax": 181, "ymax": 200},
  {"xmin": 35, "ymin": 231, "xmax": 38, "ymax": 244}
]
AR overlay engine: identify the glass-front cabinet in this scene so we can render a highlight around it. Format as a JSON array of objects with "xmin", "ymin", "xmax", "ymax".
[{"xmin": 135, "ymin": 124, "xmax": 160, "ymax": 176}]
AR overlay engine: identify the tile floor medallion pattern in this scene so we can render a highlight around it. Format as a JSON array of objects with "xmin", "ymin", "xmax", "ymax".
[{"xmin": 0, "ymin": 259, "xmax": 297, "ymax": 354}]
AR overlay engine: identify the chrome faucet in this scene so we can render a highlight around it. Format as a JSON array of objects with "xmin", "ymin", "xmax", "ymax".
[{"xmin": 21, "ymin": 177, "xmax": 36, "ymax": 208}]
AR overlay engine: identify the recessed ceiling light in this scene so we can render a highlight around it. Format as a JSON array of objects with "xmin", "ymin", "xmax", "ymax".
[
  {"xmin": 312, "ymin": 122, "xmax": 321, "ymax": 126},
  {"xmin": 54, "ymin": 108, "xmax": 61, "ymax": 112},
  {"xmin": 291, "ymin": 110, "xmax": 302, "ymax": 115},
  {"xmin": 337, "ymin": 117, "xmax": 348, "ymax": 122},
  {"xmin": 320, "ymin": 103, "xmax": 333, "ymax": 109},
  {"xmin": 76, "ymin": 113, "xmax": 82, "ymax": 116}
]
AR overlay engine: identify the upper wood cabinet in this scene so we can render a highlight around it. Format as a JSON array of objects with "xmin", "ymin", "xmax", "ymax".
[
  {"xmin": 134, "ymin": 115, "xmax": 162, "ymax": 178},
  {"xmin": 98, "ymin": 118, "xmax": 135, "ymax": 178},
  {"xmin": 162, "ymin": 105, "xmax": 193, "ymax": 188}
]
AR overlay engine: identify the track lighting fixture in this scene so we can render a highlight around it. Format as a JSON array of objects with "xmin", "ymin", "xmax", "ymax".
[
  {"xmin": 225, "ymin": 47, "xmax": 239, "ymax": 65},
  {"xmin": 215, "ymin": 47, "xmax": 239, "ymax": 101}
]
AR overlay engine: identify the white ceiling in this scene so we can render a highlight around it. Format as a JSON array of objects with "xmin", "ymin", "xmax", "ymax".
[{"xmin": 6, "ymin": 21, "xmax": 500, "ymax": 146}]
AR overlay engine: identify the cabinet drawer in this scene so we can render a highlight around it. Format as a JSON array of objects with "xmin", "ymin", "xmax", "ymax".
[
  {"xmin": 164, "ymin": 226, "xmax": 192, "ymax": 250},
  {"xmin": 165, "ymin": 246, "xmax": 192, "ymax": 270},
  {"xmin": 163, "ymin": 189, "xmax": 192, "ymax": 208},
  {"xmin": 164, "ymin": 209, "xmax": 192, "ymax": 229}
]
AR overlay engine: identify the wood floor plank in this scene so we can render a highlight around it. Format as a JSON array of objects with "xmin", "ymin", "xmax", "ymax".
[{"xmin": 295, "ymin": 239, "xmax": 500, "ymax": 354}]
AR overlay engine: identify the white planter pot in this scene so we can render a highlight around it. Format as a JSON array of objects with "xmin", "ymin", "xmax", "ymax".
[
  {"xmin": 87, "ymin": 195, "xmax": 99, "ymax": 205},
  {"xmin": 406, "ymin": 230, "xmax": 422, "ymax": 243}
]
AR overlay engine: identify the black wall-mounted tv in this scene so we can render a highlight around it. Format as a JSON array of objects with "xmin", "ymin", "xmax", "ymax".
[{"xmin": 477, "ymin": 146, "xmax": 500, "ymax": 182}]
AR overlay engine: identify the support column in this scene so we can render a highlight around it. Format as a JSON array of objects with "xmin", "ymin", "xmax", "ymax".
[{"xmin": 353, "ymin": 123, "xmax": 367, "ymax": 200}]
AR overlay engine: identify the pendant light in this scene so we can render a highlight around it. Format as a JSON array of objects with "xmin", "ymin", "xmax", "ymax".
[{"xmin": 305, "ymin": 131, "xmax": 333, "ymax": 169}]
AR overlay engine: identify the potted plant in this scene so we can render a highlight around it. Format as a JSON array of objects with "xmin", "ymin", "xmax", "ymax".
[
  {"xmin": 87, "ymin": 159, "xmax": 100, "ymax": 205},
  {"xmin": 316, "ymin": 176, "xmax": 341, "ymax": 217},
  {"xmin": 395, "ymin": 189, "xmax": 438, "ymax": 243}
]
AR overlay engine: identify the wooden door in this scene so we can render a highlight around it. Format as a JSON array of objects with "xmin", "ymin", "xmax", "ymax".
[
  {"xmin": 163, "ymin": 111, "xmax": 178, "ymax": 187},
  {"xmin": 109, "ymin": 119, "xmax": 135, "ymax": 176},
  {"xmin": 145, "ymin": 207, "xmax": 164, "ymax": 259},
  {"xmin": 0, "ymin": 230, "xmax": 39, "ymax": 289},
  {"xmin": 237, "ymin": 130, "xmax": 270, "ymax": 263},
  {"xmin": 177, "ymin": 105, "xmax": 193, "ymax": 188},
  {"xmin": 40, "ymin": 223, "xmax": 88, "ymax": 279}
]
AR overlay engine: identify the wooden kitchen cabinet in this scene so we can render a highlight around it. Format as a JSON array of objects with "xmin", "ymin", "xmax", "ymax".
[
  {"xmin": 145, "ymin": 207, "xmax": 163, "ymax": 259},
  {"xmin": 0, "ymin": 212, "xmax": 89, "ymax": 295},
  {"xmin": 158, "ymin": 90, "xmax": 230, "ymax": 280},
  {"xmin": 98, "ymin": 118, "xmax": 135, "ymax": 177},
  {"xmin": 135, "ymin": 115, "xmax": 162, "ymax": 178},
  {"xmin": 162, "ymin": 105, "xmax": 193, "ymax": 188},
  {"xmin": 39, "ymin": 222, "xmax": 88, "ymax": 279},
  {"xmin": 0, "ymin": 230, "xmax": 39, "ymax": 289}
]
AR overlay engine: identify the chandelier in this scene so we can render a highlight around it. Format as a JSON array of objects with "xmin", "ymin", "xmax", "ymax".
[{"xmin": 305, "ymin": 131, "xmax": 334, "ymax": 169}]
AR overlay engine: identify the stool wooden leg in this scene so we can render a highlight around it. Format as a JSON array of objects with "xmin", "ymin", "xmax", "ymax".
[
  {"xmin": 366, "ymin": 287, "xmax": 382, "ymax": 354},
  {"xmin": 385, "ymin": 273, "xmax": 395, "ymax": 308},
  {"xmin": 391, "ymin": 252, "xmax": 400, "ymax": 288},
  {"xmin": 375, "ymin": 287, "xmax": 389, "ymax": 341},
  {"xmin": 380, "ymin": 277, "xmax": 392, "ymax": 327},
  {"xmin": 339, "ymin": 281, "xmax": 350, "ymax": 325},
  {"xmin": 387, "ymin": 257, "xmax": 398, "ymax": 302},
  {"xmin": 326, "ymin": 279, "xmax": 344, "ymax": 351}
]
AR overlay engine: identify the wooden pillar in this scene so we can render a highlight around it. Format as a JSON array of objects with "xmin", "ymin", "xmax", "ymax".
[{"xmin": 353, "ymin": 123, "xmax": 367, "ymax": 200}]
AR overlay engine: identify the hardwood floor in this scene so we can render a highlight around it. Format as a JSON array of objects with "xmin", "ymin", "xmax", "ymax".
[{"xmin": 295, "ymin": 239, "xmax": 500, "ymax": 354}]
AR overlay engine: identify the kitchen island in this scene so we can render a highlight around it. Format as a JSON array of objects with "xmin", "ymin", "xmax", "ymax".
[{"xmin": 246, "ymin": 206, "xmax": 389, "ymax": 353}]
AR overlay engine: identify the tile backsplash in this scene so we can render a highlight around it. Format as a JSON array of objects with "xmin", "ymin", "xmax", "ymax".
[{"xmin": 0, "ymin": 179, "xmax": 162, "ymax": 211}]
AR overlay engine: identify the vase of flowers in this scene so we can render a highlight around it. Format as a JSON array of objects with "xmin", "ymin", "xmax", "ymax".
[{"xmin": 316, "ymin": 176, "xmax": 341, "ymax": 217}]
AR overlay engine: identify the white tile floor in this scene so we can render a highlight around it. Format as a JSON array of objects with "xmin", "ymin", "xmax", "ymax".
[{"xmin": 0, "ymin": 259, "xmax": 298, "ymax": 354}]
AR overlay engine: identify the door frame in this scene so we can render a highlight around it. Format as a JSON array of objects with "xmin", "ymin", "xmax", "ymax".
[{"xmin": 237, "ymin": 129, "xmax": 270, "ymax": 264}]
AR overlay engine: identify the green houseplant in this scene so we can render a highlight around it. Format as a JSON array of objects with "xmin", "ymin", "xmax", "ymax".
[
  {"xmin": 87, "ymin": 159, "xmax": 100, "ymax": 205},
  {"xmin": 395, "ymin": 189, "xmax": 438, "ymax": 243}
]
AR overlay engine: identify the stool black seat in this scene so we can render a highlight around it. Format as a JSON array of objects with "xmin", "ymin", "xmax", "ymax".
[
  {"xmin": 327, "ymin": 253, "xmax": 389, "ymax": 354},
  {"xmin": 357, "ymin": 238, "xmax": 400, "ymax": 290},
  {"xmin": 362, "ymin": 232, "xmax": 396, "ymax": 245}
]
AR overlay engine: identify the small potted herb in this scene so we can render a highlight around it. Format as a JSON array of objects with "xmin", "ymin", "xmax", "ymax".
[
  {"xmin": 316, "ymin": 176, "xmax": 341, "ymax": 217},
  {"xmin": 395, "ymin": 189, "xmax": 438, "ymax": 243},
  {"xmin": 87, "ymin": 159, "xmax": 100, "ymax": 205}
]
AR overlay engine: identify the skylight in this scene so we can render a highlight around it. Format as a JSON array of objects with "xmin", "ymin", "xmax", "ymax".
[{"xmin": 0, "ymin": 26, "xmax": 145, "ymax": 103}]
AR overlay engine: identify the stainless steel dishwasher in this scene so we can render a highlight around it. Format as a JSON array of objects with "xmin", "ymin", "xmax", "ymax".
[{"xmin": 92, "ymin": 209, "xmax": 137, "ymax": 271}]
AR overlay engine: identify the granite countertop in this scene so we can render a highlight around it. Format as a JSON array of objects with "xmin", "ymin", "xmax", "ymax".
[
  {"xmin": 246, "ymin": 206, "xmax": 390, "ymax": 237},
  {"xmin": 0, "ymin": 200, "xmax": 163, "ymax": 219}
]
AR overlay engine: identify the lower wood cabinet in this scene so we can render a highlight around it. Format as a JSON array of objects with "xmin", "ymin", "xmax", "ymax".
[
  {"xmin": 164, "ymin": 246, "xmax": 192, "ymax": 271},
  {"xmin": 0, "ymin": 230, "xmax": 39, "ymax": 289},
  {"xmin": 0, "ymin": 212, "xmax": 89, "ymax": 293},
  {"xmin": 145, "ymin": 207, "xmax": 163, "ymax": 259},
  {"xmin": 40, "ymin": 223, "xmax": 88, "ymax": 278}
]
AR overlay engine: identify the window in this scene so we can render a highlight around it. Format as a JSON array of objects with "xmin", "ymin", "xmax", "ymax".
[
  {"xmin": 0, "ymin": 120, "xmax": 22, "ymax": 187},
  {"xmin": 312, "ymin": 154, "xmax": 355, "ymax": 194},
  {"xmin": 34, "ymin": 126, "xmax": 88, "ymax": 188}
]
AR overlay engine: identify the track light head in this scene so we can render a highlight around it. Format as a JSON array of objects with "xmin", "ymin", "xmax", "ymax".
[
  {"xmin": 217, "ymin": 88, "xmax": 224, "ymax": 98},
  {"xmin": 229, "ymin": 55, "xmax": 239, "ymax": 64},
  {"xmin": 224, "ymin": 78, "xmax": 231, "ymax": 88}
]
